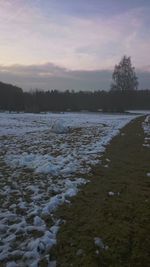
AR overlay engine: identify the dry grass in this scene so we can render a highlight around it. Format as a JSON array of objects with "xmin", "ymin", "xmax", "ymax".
[{"xmin": 55, "ymin": 116, "xmax": 150, "ymax": 267}]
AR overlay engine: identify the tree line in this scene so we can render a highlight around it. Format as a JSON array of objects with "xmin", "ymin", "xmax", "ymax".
[
  {"xmin": 0, "ymin": 56, "xmax": 150, "ymax": 112},
  {"xmin": 0, "ymin": 82, "xmax": 150, "ymax": 112}
]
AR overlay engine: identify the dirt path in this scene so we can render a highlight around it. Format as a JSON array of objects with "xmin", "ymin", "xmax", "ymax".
[{"xmin": 55, "ymin": 116, "xmax": 150, "ymax": 267}]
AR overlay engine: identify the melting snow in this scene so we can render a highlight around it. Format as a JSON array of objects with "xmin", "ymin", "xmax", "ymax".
[
  {"xmin": 143, "ymin": 115, "xmax": 150, "ymax": 148},
  {"xmin": 94, "ymin": 237, "xmax": 108, "ymax": 250},
  {"xmin": 143, "ymin": 115, "xmax": 150, "ymax": 134},
  {"xmin": 0, "ymin": 112, "xmax": 138, "ymax": 266},
  {"xmin": 108, "ymin": 191, "xmax": 115, "ymax": 196},
  {"xmin": 142, "ymin": 115, "xmax": 150, "ymax": 179}
]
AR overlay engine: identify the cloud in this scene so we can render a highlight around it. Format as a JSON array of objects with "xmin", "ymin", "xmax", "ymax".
[
  {"xmin": 0, "ymin": 62, "xmax": 149, "ymax": 91},
  {"xmin": 0, "ymin": 1, "xmax": 150, "ymax": 71},
  {"xmin": 137, "ymin": 69, "xmax": 150, "ymax": 89},
  {"xmin": 0, "ymin": 1, "xmax": 150, "ymax": 90},
  {"xmin": 0, "ymin": 63, "xmax": 111, "ymax": 91}
]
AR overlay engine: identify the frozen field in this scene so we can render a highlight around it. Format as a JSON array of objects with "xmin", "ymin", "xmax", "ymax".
[{"xmin": 0, "ymin": 112, "xmax": 138, "ymax": 266}]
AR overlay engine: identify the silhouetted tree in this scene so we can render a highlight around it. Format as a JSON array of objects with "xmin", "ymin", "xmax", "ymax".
[
  {"xmin": 108, "ymin": 56, "xmax": 139, "ymax": 112},
  {"xmin": 0, "ymin": 81, "xmax": 24, "ymax": 111},
  {"xmin": 111, "ymin": 56, "xmax": 138, "ymax": 91}
]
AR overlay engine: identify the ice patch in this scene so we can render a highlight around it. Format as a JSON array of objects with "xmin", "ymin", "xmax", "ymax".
[{"xmin": 51, "ymin": 119, "xmax": 70, "ymax": 134}]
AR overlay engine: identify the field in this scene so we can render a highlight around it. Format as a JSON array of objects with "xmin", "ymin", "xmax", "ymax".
[
  {"xmin": 56, "ymin": 115, "xmax": 150, "ymax": 267},
  {"xmin": 0, "ymin": 112, "xmax": 149, "ymax": 266}
]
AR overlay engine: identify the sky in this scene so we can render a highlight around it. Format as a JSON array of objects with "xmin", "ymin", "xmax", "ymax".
[{"xmin": 0, "ymin": 0, "xmax": 150, "ymax": 91}]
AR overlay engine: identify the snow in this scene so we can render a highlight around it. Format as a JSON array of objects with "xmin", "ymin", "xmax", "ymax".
[
  {"xmin": 94, "ymin": 237, "xmax": 105, "ymax": 249},
  {"xmin": 143, "ymin": 115, "xmax": 150, "ymax": 147},
  {"xmin": 142, "ymin": 115, "xmax": 150, "ymax": 179},
  {"xmin": 108, "ymin": 191, "xmax": 120, "ymax": 196},
  {"xmin": 94, "ymin": 237, "xmax": 108, "ymax": 250},
  {"xmin": 143, "ymin": 115, "xmax": 150, "ymax": 136},
  {"xmin": 128, "ymin": 110, "xmax": 150, "ymax": 115},
  {"xmin": 50, "ymin": 119, "xmax": 70, "ymax": 133},
  {"xmin": 33, "ymin": 216, "xmax": 46, "ymax": 227},
  {"xmin": 0, "ymin": 112, "xmax": 139, "ymax": 266},
  {"xmin": 108, "ymin": 191, "xmax": 115, "ymax": 196},
  {"xmin": 41, "ymin": 178, "xmax": 87, "ymax": 215},
  {"xmin": 6, "ymin": 262, "xmax": 18, "ymax": 267}
]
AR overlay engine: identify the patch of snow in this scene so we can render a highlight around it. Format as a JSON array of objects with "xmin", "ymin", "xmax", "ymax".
[
  {"xmin": 34, "ymin": 216, "xmax": 46, "ymax": 227},
  {"xmin": 108, "ymin": 191, "xmax": 120, "ymax": 196},
  {"xmin": 128, "ymin": 110, "xmax": 150, "ymax": 115},
  {"xmin": 94, "ymin": 237, "xmax": 105, "ymax": 249},
  {"xmin": 108, "ymin": 191, "xmax": 115, "ymax": 196},
  {"xmin": 51, "ymin": 119, "xmax": 70, "ymax": 134},
  {"xmin": 94, "ymin": 237, "xmax": 108, "ymax": 250},
  {"xmin": 0, "ymin": 112, "xmax": 139, "ymax": 266},
  {"xmin": 104, "ymin": 164, "xmax": 109, "ymax": 168},
  {"xmin": 76, "ymin": 249, "xmax": 84, "ymax": 256},
  {"xmin": 42, "ymin": 178, "xmax": 87, "ymax": 215},
  {"xmin": 142, "ymin": 115, "xmax": 150, "ymax": 148},
  {"xmin": 6, "ymin": 262, "xmax": 18, "ymax": 267}
]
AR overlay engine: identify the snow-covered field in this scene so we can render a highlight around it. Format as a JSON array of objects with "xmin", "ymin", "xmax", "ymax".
[{"xmin": 0, "ymin": 112, "xmax": 138, "ymax": 266}]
